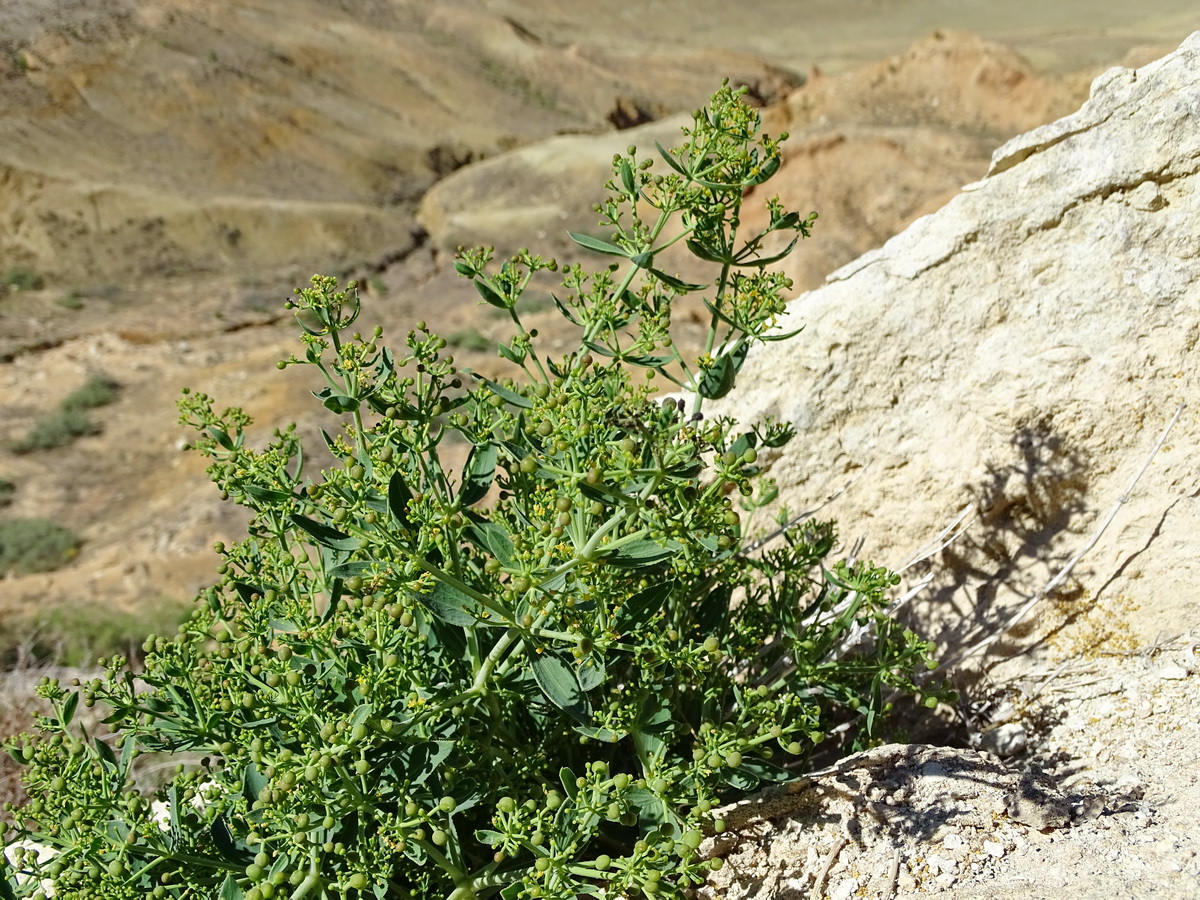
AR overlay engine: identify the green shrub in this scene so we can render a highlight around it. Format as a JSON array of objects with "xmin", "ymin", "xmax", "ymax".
[
  {"xmin": 61, "ymin": 374, "xmax": 120, "ymax": 412},
  {"xmin": 1, "ymin": 269, "xmax": 43, "ymax": 292},
  {"xmin": 444, "ymin": 327, "xmax": 496, "ymax": 353},
  {"xmin": 8, "ymin": 409, "xmax": 100, "ymax": 454},
  {"xmin": 0, "ymin": 519, "xmax": 80, "ymax": 576},
  {"xmin": 54, "ymin": 293, "xmax": 84, "ymax": 311},
  {"xmin": 1, "ymin": 597, "xmax": 192, "ymax": 670},
  {"xmin": 8, "ymin": 374, "xmax": 118, "ymax": 454},
  {"xmin": 1, "ymin": 85, "xmax": 948, "ymax": 900},
  {"xmin": 0, "ymin": 480, "xmax": 13, "ymax": 509}
]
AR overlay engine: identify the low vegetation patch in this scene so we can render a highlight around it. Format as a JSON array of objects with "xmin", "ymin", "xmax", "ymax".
[
  {"xmin": 1, "ymin": 269, "xmax": 43, "ymax": 293},
  {"xmin": 9, "ymin": 374, "xmax": 120, "ymax": 455},
  {"xmin": 0, "ymin": 519, "xmax": 81, "ymax": 577}
]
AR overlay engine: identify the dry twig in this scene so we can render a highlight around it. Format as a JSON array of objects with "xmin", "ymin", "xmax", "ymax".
[{"xmin": 811, "ymin": 834, "xmax": 848, "ymax": 900}]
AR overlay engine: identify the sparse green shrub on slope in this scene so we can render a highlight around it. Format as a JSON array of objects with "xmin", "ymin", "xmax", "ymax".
[
  {"xmin": 0, "ymin": 520, "xmax": 80, "ymax": 577},
  {"xmin": 1, "ymin": 84, "xmax": 948, "ymax": 900}
]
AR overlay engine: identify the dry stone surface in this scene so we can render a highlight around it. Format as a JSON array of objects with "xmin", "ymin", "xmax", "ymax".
[
  {"xmin": 708, "ymin": 30, "xmax": 1200, "ymax": 662},
  {"xmin": 698, "ymin": 31, "xmax": 1200, "ymax": 900}
]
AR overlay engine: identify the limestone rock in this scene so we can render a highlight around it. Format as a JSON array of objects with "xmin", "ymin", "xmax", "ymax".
[
  {"xmin": 710, "ymin": 30, "xmax": 1200, "ymax": 661},
  {"xmin": 698, "ymin": 36, "xmax": 1200, "ymax": 898}
]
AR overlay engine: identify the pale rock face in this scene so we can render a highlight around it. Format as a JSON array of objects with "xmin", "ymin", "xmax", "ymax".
[
  {"xmin": 709, "ymin": 30, "xmax": 1200, "ymax": 662},
  {"xmin": 697, "ymin": 32, "xmax": 1200, "ymax": 900}
]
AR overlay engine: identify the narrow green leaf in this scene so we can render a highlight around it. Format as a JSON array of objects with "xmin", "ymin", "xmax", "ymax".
[
  {"xmin": 312, "ymin": 387, "xmax": 359, "ymax": 414},
  {"xmin": 560, "ymin": 766, "xmax": 580, "ymax": 801},
  {"xmin": 736, "ymin": 757, "xmax": 792, "ymax": 783},
  {"xmin": 581, "ymin": 340, "xmax": 617, "ymax": 359},
  {"xmin": 647, "ymin": 267, "xmax": 705, "ymax": 293},
  {"xmin": 232, "ymin": 582, "xmax": 265, "ymax": 606},
  {"xmin": 613, "ymin": 580, "xmax": 675, "ymax": 633},
  {"xmin": 567, "ymin": 232, "xmax": 629, "ymax": 257},
  {"xmin": 241, "ymin": 717, "xmax": 280, "ymax": 728},
  {"xmin": 243, "ymin": 763, "xmax": 269, "ymax": 805},
  {"xmin": 207, "ymin": 426, "xmax": 235, "ymax": 451},
  {"xmin": 729, "ymin": 433, "xmax": 757, "ymax": 458},
  {"xmin": 685, "ymin": 238, "xmax": 734, "ymax": 265},
  {"xmin": 467, "ymin": 521, "xmax": 515, "ymax": 565},
  {"xmin": 697, "ymin": 343, "xmax": 749, "ymax": 400},
  {"xmin": 696, "ymin": 583, "xmax": 732, "ymax": 634},
  {"xmin": 768, "ymin": 210, "xmax": 803, "ymax": 232},
  {"xmin": 741, "ymin": 154, "xmax": 780, "ymax": 186},
  {"xmin": 94, "ymin": 736, "xmax": 116, "ymax": 767},
  {"xmin": 119, "ymin": 727, "xmax": 136, "ymax": 775},
  {"xmin": 630, "ymin": 250, "xmax": 655, "ymax": 269},
  {"xmin": 531, "ymin": 652, "xmax": 592, "ymax": 724},
  {"xmin": 389, "ymin": 741, "xmax": 454, "ymax": 787},
  {"xmin": 417, "ymin": 581, "xmax": 487, "ymax": 626},
  {"xmin": 623, "ymin": 786, "xmax": 667, "ymax": 828},
  {"xmin": 540, "ymin": 571, "xmax": 568, "ymax": 592},
  {"xmin": 328, "ymin": 561, "xmax": 373, "ymax": 579},
  {"xmin": 576, "ymin": 654, "xmax": 606, "ymax": 692},
  {"xmin": 243, "ymin": 484, "xmax": 294, "ymax": 504},
  {"xmin": 474, "ymin": 278, "xmax": 509, "ymax": 309},
  {"xmin": 363, "ymin": 488, "xmax": 390, "ymax": 519},
  {"xmin": 388, "ymin": 471, "xmax": 414, "ymax": 528},
  {"xmin": 478, "ymin": 376, "xmax": 533, "ymax": 409},
  {"xmin": 760, "ymin": 324, "xmax": 805, "ymax": 343},
  {"xmin": 61, "ymin": 691, "xmax": 79, "ymax": 727},
  {"xmin": 551, "ymin": 293, "xmax": 581, "ymax": 326},
  {"xmin": 218, "ymin": 872, "xmax": 243, "ymax": 900},
  {"xmin": 736, "ymin": 235, "xmax": 798, "ymax": 267},
  {"xmin": 319, "ymin": 429, "xmax": 339, "ymax": 455},
  {"xmin": 618, "ymin": 158, "xmax": 637, "ymax": 196},
  {"xmin": 211, "ymin": 815, "xmax": 250, "ymax": 865},
  {"xmin": 497, "ymin": 342, "xmax": 526, "ymax": 365},
  {"xmin": 459, "ymin": 443, "xmax": 498, "ymax": 507},
  {"xmin": 624, "ymin": 353, "xmax": 676, "ymax": 367},
  {"xmin": 475, "ymin": 829, "xmax": 505, "ymax": 846},
  {"xmin": 289, "ymin": 514, "xmax": 359, "ymax": 552},
  {"xmin": 602, "ymin": 539, "xmax": 681, "ymax": 569},
  {"xmin": 655, "ymin": 141, "xmax": 689, "ymax": 176},
  {"xmin": 573, "ymin": 724, "xmax": 626, "ymax": 743}
]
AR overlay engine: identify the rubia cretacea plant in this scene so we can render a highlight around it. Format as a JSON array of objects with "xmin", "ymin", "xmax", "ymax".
[{"xmin": 2, "ymin": 83, "xmax": 949, "ymax": 900}]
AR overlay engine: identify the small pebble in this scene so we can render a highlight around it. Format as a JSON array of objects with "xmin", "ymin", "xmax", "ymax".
[
  {"xmin": 980, "ymin": 722, "xmax": 1028, "ymax": 758},
  {"xmin": 1158, "ymin": 664, "xmax": 1188, "ymax": 681},
  {"xmin": 983, "ymin": 840, "xmax": 1006, "ymax": 858},
  {"xmin": 943, "ymin": 833, "xmax": 965, "ymax": 850}
]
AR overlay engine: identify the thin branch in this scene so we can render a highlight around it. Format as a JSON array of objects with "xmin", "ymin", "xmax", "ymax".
[
  {"xmin": 883, "ymin": 847, "xmax": 901, "ymax": 900},
  {"xmin": 897, "ymin": 503, "xmax": 976, "ymax": 573},
  {"xmin": 946, "ymin": 403, "xmax": 1184, "ymax": 669},
  {"xmin": 811, "ymin": 835, "xmax": 847, "ymax": 900}
]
